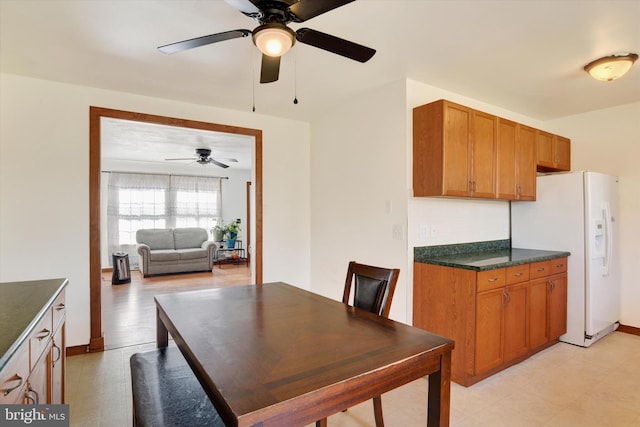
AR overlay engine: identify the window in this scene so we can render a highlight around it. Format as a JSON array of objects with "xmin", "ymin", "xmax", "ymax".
[
  {"xmin": 117, "ymin": 189, "xmax": 166, "ymax": 244},
  {"xmin": 174, "ymin": 190, "xmax": 218, "ymax": 230},
  {"xmin": 107, "ymin": 172, "xmax": 221, "ymax": 267}
]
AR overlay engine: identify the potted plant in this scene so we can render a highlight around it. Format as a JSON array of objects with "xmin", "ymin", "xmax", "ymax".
[
  {"xmin": 211, "ymin": 225, "xmax": 225, "ymax": 242},
  {"xmin": 224, "ymin": 221, "xmax": 241, "ymax": 248}
]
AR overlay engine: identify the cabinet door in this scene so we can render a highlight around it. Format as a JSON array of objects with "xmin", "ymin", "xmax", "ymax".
[
  {"xmin": 554, "ymin": 136, "xmax": 571, "ymax": 171},
  {"xmin": 442, "ymin": 102, "xmax": 472, "ymax": 196},
  {"xmin": 475, "ymin": 288, "xmax": 504, "ymax": 374},
  {"xmin": 504, "ymin": 282, "xmax": 529, "ymax": 360},
  {"xmin": 529, "ymin": 278, "xmax": 549, "ymax": 349},
  {"xmin": 25, "ymin": 344, "xmax": 50, "ymax": 405},
  {"xmin": 536, "ymin": 130, "xmax": 554, "ymax": 169},
  {"xmin": 471, "ymin": 111, "xmax": 496, "ymax": 198},
  {"xmin": 548, "ymin": 273, "xmax": 568, "ymax": 340},
  {"xmin": 516, "ymin": 125, "xmax": 536, "ymax": 200},
  {"xmin": 50, "ymin": 323, "xmax": 65, "ymax": 404},
  {"xmin": 496, "ymin": 118, "xmax": 517, "ymax": 200}
]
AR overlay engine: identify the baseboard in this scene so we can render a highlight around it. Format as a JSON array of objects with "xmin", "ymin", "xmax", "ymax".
[
  {"xmin": 617, "ymin": 324, "xmax": 640, "ymax": 336},
  {"xmin": 66, "ymin": 344, "xmax": 90, "ymax": 357}
]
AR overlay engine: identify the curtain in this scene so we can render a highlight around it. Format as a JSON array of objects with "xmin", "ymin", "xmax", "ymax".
[
  {"xmin": 168, "ymin": 175, "xmax": 222, "ymax": 230},
  {"xmin": 106, "ymin": 172, "xmax": 221, "ymax": 268}
]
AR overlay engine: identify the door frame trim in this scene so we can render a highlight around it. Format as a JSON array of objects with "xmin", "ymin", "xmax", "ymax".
[{"xmin": 88, "ymin": 106, "xmax": 263, "ymax": 352}]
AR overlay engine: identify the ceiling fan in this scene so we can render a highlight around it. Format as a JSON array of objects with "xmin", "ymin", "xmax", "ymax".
[
  {"xmin": 158, "ymin": 0, "xmax": 376, "ymax": 83},
  {"xmin": 165, "ymin": 148, "xmax": 238, "ymax": 168}
]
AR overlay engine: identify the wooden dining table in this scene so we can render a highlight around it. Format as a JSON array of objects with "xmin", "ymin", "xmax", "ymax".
[{"xmin": 155, "ymin": 282, "xmax": 454, "ymax": 427}]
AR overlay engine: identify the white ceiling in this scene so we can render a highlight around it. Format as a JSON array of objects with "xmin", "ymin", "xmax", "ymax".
[
  {"xmin": 101, "ymin": 118, "xmax": 254, "ymax": 170},
  {"xmin": 2, "ymin": 0, "xmax": 639, "ymax": 165}
]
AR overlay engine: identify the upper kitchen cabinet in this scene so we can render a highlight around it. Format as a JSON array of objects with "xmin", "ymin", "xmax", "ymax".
[
  {"xmin": 496, "ymin": 120, "xmax": 536, "ymax": 200},
  {"xmin": 413, "ymin": 100, "xmax": 495, "ymax": 198},
  {"xmin": 414, "ymin": 99, "xmax": 570, "ymax": 201},
  {"xmin": 536, "ymin": 131, "xmax": 571, "ymax": 172}
]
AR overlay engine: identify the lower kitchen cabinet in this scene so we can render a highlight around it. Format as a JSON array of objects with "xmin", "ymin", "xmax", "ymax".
[
  {"xmin": 0, "ymin": 281, "xmax": 66, "ymax": 404},
  {"xmin": 413, "ymin": 257, "xmax": 567, "ymax": 386}
]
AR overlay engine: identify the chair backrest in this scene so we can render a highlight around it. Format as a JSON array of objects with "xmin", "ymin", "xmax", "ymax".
[{"xmin": 342, "ymin": 261, "xmax": 400, "ymax": 318}]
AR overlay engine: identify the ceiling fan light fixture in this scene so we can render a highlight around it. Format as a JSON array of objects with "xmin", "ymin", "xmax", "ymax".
[
  {"xmin": 253, "ymin": 24, "xmax": 295, "ymax": 57},
  {"xmin": 584, "ymin": 53, "xmax": 638, "ymax": 81}
]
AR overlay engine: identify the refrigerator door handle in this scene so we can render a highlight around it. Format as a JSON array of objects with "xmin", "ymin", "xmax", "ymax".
[{"xmin": 603, "ymin": 202, "xmax": 612, "ymax": 276}]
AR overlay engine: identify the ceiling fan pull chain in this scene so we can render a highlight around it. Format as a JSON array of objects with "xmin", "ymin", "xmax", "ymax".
[
  {"xmin": 252, "ymin": 51, "xmax": 256, "ymax": 112},
  {"xmin": 293, "ymin": 50, "xmax": 299, "ymax": 105}
]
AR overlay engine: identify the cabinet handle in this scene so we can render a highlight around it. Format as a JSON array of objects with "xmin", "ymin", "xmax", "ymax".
[
  {"xmin": 548, "ymin": 279, "xmax": 555, "ymax": 292},
  {"xmin": 52, "ymin": 342, "xmax": 62, "ymax": 366},
  {"xmin": 26, "ymin": 385, "xmax": 39, "ymax": 404},
  {"xmin": 487, "ymin": 277, "xmax": 499, "ymax": 282},
  {"xmin": 24, "ymin": 390, "xmax": 36, "ymax": 404},
  {"xmin": 55, "ymin": 303, "xmax": 65, "ymax": 311},
  {"xmin": 503, "ymin": 290, "xmax": 511, "ymax": 306},
  {"xmin": 469, "ymin": 180, "xmax": 473, "ymax": 192},
  {"xmin": 536, "ymin": 267, "xmax": 545, "ymax": 272},
  {"xmin": 36, "ymin": 328, "xmax": 51, "ymax": 341},
  {"xmin": 556, "ymin": 263, "xmax": 564, "ymax": 268},
  {"xmin": 514, "ymin": 272, "xmax": 523, "ymax": 277},
  {"xmin": 3, "ymin": 374, "xmax": 23, "ymax": 396}
]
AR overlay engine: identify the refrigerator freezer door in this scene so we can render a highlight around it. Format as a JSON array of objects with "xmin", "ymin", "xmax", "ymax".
[
  {"xmin": 511, "ymin": 172, "xmax": 586, "ymax": 346},
  {"xmin": 583, "ymin": 173, "xmax": 620, "ymax": 344}
]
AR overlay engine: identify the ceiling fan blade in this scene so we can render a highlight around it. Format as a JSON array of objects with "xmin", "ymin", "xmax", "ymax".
[
  {"xmin": 214, "ymin": 158, "xmax": 239, "ymax": 162},
  {"xmin": 296, "ymin": 28, "xmax": 375, "ymax": 62},
  {"xmin": 165, "ymin": 157, "xmax": 196, "ymax": 161},
  {"xmin": 260, "ymin": 54, "xmax": 281, "ymax": 83},
  {"xmin": 208, "ymin": 159, "xmax": 230, "ymax": 168},
  {"xmin": 289, "ymin": 0, "xmax": 355, "ymax": 22},
  {"xmin": 158, "ymin": 30, "xmax": 251, "ymax": 54},
  {"xmin": 224, "ymin": 0, "xmax": 261, "ymax": 18}
]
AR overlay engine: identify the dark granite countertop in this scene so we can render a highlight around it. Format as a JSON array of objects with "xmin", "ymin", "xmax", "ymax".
[
  {"xmin": 0, "ymin": 278, "xmax": 68, "ymax": 372},
  {"xmin": 414, "ymin": 240, "xmax": 570, "ymax": 271}
]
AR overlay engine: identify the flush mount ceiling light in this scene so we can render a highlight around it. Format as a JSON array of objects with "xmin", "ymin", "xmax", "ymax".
[
  {"xmin": 584, "ymin": 53, "xmax": 638, "ymax": 81},
  {"xmin": 252, "ymin": 24, "xmax": 296, "ymax": 57}
]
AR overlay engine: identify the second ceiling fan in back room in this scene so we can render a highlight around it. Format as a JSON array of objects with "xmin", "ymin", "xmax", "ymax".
[{"xmin": 158, "ymin": 0, "xmax": 376, "ymax": 83}]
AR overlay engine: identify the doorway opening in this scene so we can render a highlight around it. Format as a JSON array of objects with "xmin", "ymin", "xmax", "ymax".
[{"xmin": 89, "ymin": 106, "xmax": 263, "ymax": 352}]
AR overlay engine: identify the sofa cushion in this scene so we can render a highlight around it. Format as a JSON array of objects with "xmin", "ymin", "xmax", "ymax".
[
  {"xmin": 149, "ymin": 250, "xmax": 180, "ymax": 262},
  {"xmin": 178, "ymin": 248, "xmax": 208, "ymax": 261},
  {"xmin": 137, "ymin": 229, "xmax": 175, "ymax": 250},
  {"xmin": 174, "ymin": 228, "xmax": 208, "ymax": 250}
]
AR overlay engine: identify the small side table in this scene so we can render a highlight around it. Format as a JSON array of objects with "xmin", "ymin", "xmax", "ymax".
[{"xmin": 214, "ymin": 240, "xmax": 248, "ymax": 268}]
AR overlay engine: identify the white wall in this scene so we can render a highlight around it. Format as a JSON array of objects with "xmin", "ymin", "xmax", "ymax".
[
  {"xmin": 546, "ymin": 102, "xmax": 640, "ymax": 328},
  {"xmin": 310, "ymin": 80, "xmax": 410, "ymax": 322},
  {"xmin": 0, "ymin": 73, "xmax": 311, "ymax": 347}
]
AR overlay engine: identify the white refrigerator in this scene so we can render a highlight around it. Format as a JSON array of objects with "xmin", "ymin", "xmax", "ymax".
[{"xmin": 511, "ymin": 171, "xmax": 620, "ymax": 347}]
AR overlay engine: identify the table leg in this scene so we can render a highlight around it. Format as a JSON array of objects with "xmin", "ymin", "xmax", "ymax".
[
  {"xmin": 427, "ymin": 351, "xmax": 451, "ymax": 427},
  {"xmin": 156, "ymin": 307, "xmax": 168, "ymax": 348}
]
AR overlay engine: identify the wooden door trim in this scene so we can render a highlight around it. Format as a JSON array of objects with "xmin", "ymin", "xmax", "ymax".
[{"xmin": 88, "ymin": 106, "xmax": 263, "ymax": 352}]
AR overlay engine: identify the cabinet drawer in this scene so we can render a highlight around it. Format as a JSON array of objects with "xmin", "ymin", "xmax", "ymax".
[
  {"xmin": 29, "ymin": 314, "xmax": 53, "ymax": 370},
  {"xmin": 52, "ymin": 290, "xmax": 66, "ymax": 331},
  {"xmin": 0, "ymin": 342, "xmax": 29, "ymax": 404},
  {"xmin": 530, "ymin": 260, "xmax": 551, "ymax": 279},
  {"xmin": 506, "ymin": 264, "xmax": 530, "ymax": 285},
  {"xmin": 550, "ymin": 257, "xmax": 567, "ymax": 274},
  {"xmin": 477, "ymin": 268, "xmax": 506, "ymax": 292}
]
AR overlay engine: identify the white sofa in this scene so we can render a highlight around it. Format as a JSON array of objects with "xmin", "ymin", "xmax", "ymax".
[{"xmin": 136, "ymin": 228, "xmax": 216, "ymax": 277}]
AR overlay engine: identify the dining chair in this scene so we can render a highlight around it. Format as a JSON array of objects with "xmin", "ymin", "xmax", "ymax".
[{"xmin": 316, "ymin": 261, "xmax": 400, "ymax": 427}]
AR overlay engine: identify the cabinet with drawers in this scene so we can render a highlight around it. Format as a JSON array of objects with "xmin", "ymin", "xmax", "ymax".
[
  {"xmin": 414, "ymin": 257, "xmax": 567, "ymax": 386},
  {"xmin": 0, "ymin": 280, "xmax": 67, "ymax": 404}
]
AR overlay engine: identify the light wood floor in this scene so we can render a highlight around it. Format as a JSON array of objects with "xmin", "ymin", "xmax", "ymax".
[{"xmin": 101, "ymin": 265, "xmax": 251, "ymax": 350}]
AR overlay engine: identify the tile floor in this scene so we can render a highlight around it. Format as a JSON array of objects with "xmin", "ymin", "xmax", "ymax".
[{"xmin": 67, "ymin": 331, "xmax": 640, "ymax": 427}]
